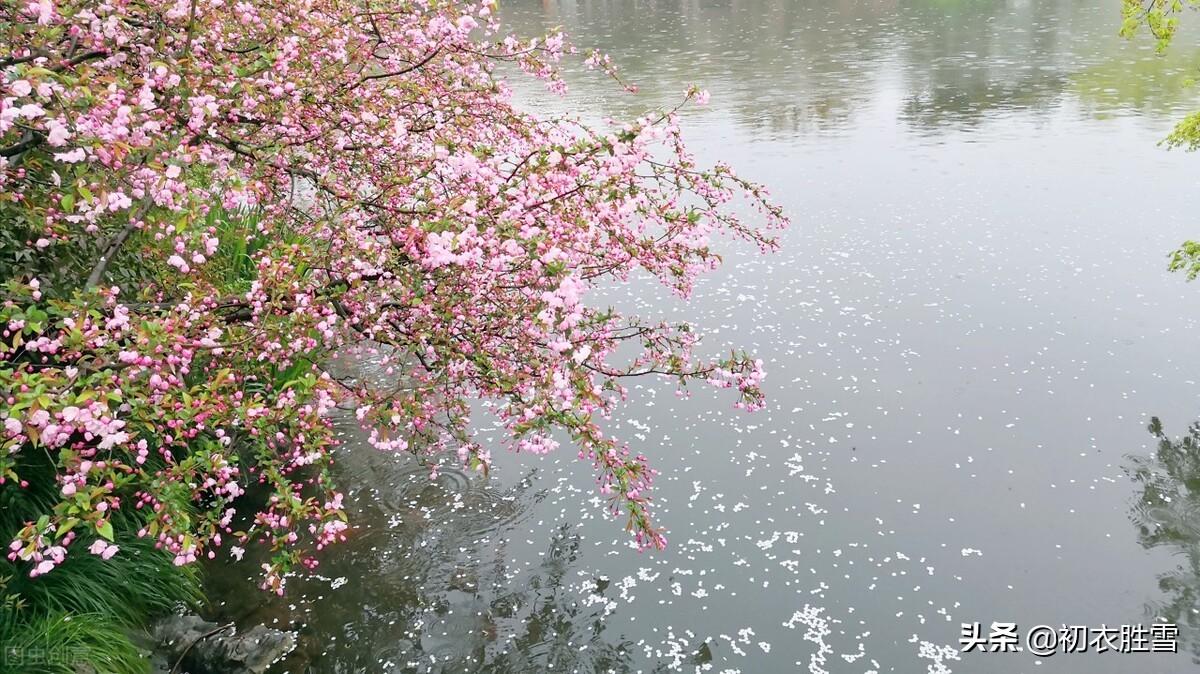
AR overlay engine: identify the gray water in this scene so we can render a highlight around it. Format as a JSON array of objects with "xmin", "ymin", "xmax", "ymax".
[{"xmin": 205, "ymin": 2, "xmax": 1200, "ymax": 672}]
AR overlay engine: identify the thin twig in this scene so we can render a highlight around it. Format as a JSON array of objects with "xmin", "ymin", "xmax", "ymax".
[{"xmin": 169, "ymin": 621, "xmax": 235, "ymax": 674}]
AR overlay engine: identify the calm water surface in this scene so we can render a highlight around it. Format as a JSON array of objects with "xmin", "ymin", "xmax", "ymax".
[{"xmin": 206, "ymin": 2, "xmax": 1200, "ymax": 672}]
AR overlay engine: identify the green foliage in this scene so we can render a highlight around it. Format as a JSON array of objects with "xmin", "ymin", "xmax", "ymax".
[
  {"xmin": 206, "ymin": 207, "xmax": 287, "ymax": 291},
  {"xmin": 0, "ymin": 453, "xmax": 201, "ymax": 674},
  {"xmin": 1120, "ymin": 0, "xmax": 1200, "ymax": 52},
  {"xmin": 0, "ymin": 607, "xmax": 147, "ymax": 674},
  {"xmin": 1164, "ymin": 109, "xmax": 1200, "ymax": 149},
  {"xmin": 1120, "ymin": 1, "xmax": 1200, "ymax": 278},
  {"xmin": 1120, "ymin": 0, "xmax": 1200, "ymax": 150},
  {"xmin": 1168, "ymin": 240, "xmax": 1200, "ymax": 279},
  {"xmin": 0, "ymin": 538, "xmax": 202, "ymax": 629},
  {"xmin": 0, "ymin": 188, "xmax": 160, "ymax": 300}
]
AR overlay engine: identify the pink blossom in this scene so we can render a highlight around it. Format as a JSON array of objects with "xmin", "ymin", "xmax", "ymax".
[
  {"xmin": 1, "ymin": 0, "xmax": 782, "ymax": 587},
  {"xmin": 17, "ymin": 103, "xmax": 44, "ymax": 118},
  {"xmin": 26, "ymin": 0, "xmax": 53, "ymax": 24},
  {"xmin": 54, "ymin": 148, "xmax": 85, "ymax": 163},
  {"xmin": 31, "ymin": 560, "xmax": 55, "ymax": 577},
  {"xmin": 46, "ymin": 121, "xmax": 71, "ymax": 146},
  {"xmin": 166, "ymin": 254, "xmax": 190, "ymax": 272}
]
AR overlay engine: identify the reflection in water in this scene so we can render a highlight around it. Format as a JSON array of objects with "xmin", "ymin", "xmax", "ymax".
[
  {"xmin": 502, "ymin": 0, "xmax": 1200, "ymax": 136},
  {"xmin": 1127, "ymin": 417, "xmax": 1200, "ymax": 663},
  {"xmin": 205, "ymin": 413, "xmax": 648, "ymax": 673},
  {"xmin": 1072, "ymin": 48, "xmax": 1200, "ymax": 118},
  {"xmin": 196, "ymin": 2, "xmax": 1200, "ymax": 672}
]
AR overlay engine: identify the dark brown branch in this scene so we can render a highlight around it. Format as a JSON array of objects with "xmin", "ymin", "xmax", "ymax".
[
  {"xmin": 1, "ymin": 46, "xmax": 108, "ymax": 71},
  {"xmin": 85, "ymin": 201, "xmax": 151, "ymax": 289},
  {"xmin": 63, "ymin": 49, "xmax": 108, "ymax": 68},
  {"xmin": 350, "ymin": 46, "xmax": 441, "ymax": 90},
  {"xmin": 0, "ymin": 131, "xmax": 42, "ymax": 157}
]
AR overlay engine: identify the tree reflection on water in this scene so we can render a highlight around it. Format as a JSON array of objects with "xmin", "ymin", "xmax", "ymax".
[
  {"xmin": 203, "ymin": 411, "xmax": 647, "ymax": 673},
  {"xmin": 1126, "ymin": 417, "xmax": 1200, "ymax": 663}
]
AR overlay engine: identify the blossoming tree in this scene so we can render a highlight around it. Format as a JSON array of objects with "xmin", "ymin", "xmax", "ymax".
[{"xmin": 1, "ymin": 0, "xmax": 784, "ymax": 593}]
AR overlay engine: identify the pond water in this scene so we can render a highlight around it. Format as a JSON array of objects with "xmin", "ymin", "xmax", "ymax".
[{"xmin": 204, "ymin": 1, "xmax": 1200, "ymax": 672}]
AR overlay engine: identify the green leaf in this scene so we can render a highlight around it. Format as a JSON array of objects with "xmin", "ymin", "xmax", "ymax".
[
  {"xmin": 96, "ymin": 520, "xmax": 114, "ymax": 541},
  {"xmin": 56, "ymin": 518, "xmax": 79, "ymax": 539}
]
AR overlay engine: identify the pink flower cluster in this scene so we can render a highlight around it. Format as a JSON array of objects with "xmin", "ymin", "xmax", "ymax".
[{"xmin": 1, "ymin": 0, "xmax": 783, "ymax": 586}]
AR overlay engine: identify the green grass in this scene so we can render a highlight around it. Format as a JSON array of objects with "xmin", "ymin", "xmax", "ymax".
[
  {"xmin": 0, "ymin": 608, "xmax": 147, "ymax": 674},
  {"xmin": 0, "ymin": 535, "xmax": 202, "ymax": 628},
  {"xmin": 207, "ymin": 205, "xmax": 309, "ymax": 291},
  {"xmin": 0, "ymin": 452, "xmax": 202, "ymax": 674},
  {"xmin": 0, "ymin": 203, "xmax": 313, "ymax": 673},
  {"xmin": 209, "ymin": 205, "xmax": 262, "ymax": 291}
]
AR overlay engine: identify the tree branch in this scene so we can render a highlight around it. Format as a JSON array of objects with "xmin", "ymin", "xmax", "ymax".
[
  {"xmin": 350, "ymin": 46, "xmax": 442, "ymax": 90},
  {"xmin": 1, "ymin": 131, "xmax": 43, "ymax": 158},
  {"xmin": 85, "ymin": 201, "xmax": 151, "ymax": 289}
]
